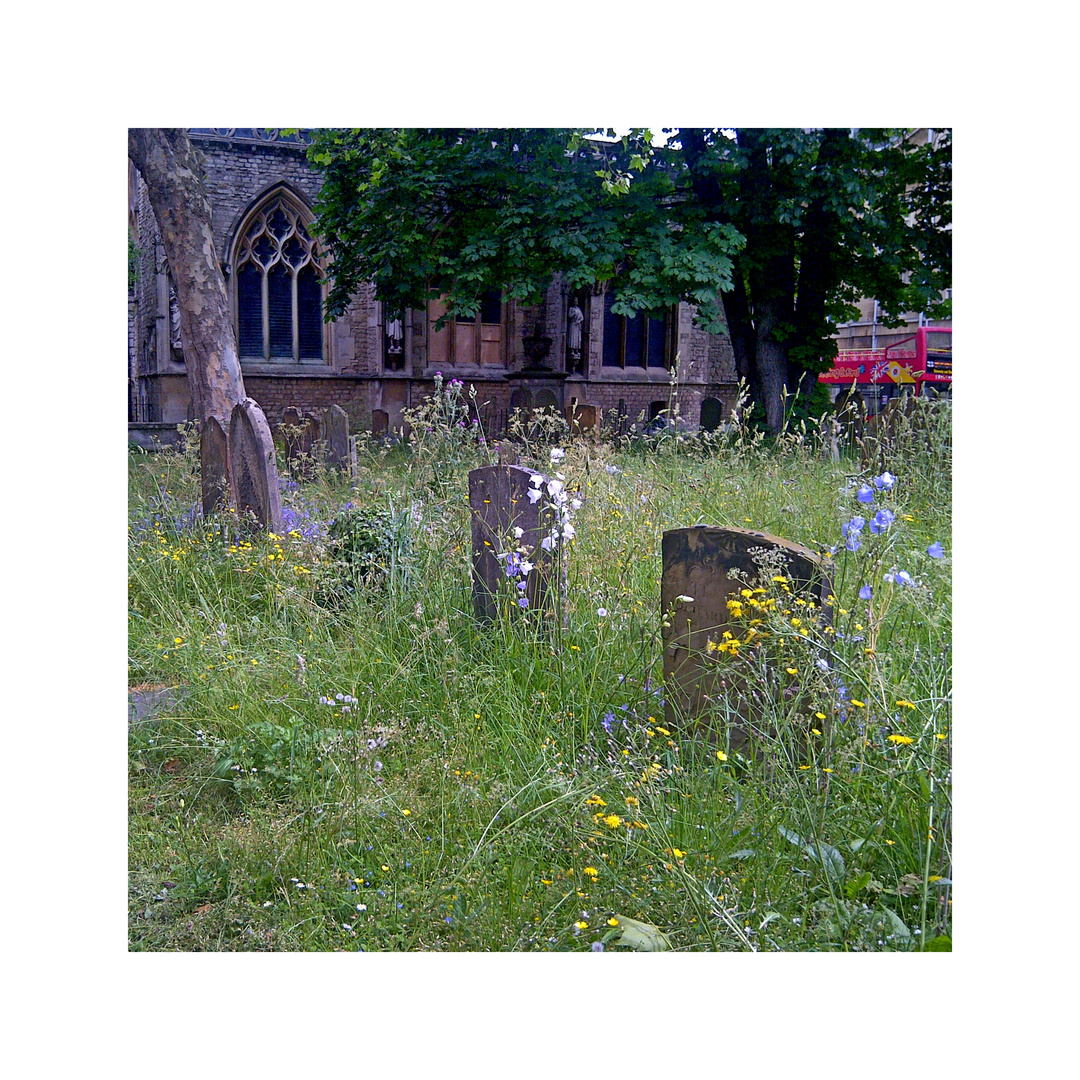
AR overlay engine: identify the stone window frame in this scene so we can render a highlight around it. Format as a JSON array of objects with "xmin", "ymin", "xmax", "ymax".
[
  {"xmin": 426, "ymin": 289, "xmax": 507, "ymax": 369},
  {"xmin": 599, "ymin": 285, "xmax": 676, "ymax": 371},
  {"xmin": 228, "ymin": 183, "xmax": 329, "ymax": 368}
]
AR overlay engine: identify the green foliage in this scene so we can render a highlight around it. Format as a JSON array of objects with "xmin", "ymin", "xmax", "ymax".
[
  {"xmin": 305, "ymin": 127, "xmax": 743, "ymax": 323},
  {"xmin": 323, "ymin": 502, "xmax": 414, "ymax": 598},
  {"xmin": 306, "ymin": 127, "xmax": 950, "ymax": 432}
]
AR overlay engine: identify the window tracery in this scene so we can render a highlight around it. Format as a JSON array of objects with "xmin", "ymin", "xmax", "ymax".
[{"xmin": 233, "ymin": 193, "xmax": 323, "ymax": 363}]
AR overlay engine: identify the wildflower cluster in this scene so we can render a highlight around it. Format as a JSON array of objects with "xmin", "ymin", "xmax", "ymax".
[
  {"xmin": 398, "ymin": 371, "xmax": 489, "ymax": 470},
  {"xmin": 528, "ymin": 449, "xmax": 582, "ymax": 553},
  {"xmin": 498, "ymin": 545, "xmax": 536, "ymax": 609},
  {"xmin": 833, "ymin": 470, "xmax": 947, "ymax": 602}
]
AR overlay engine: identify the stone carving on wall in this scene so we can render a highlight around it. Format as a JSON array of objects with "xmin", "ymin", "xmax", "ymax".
[
  {"xmin": 169, "ymin": 282, "xmax": 183, "ymax": 357},
  {"xmin": 566, "ymin": 303, "xmax": 584, "ymax": 370},
  {"xmin": 384, "ymin": 311, "xmax": 404, "ymax": 370}
]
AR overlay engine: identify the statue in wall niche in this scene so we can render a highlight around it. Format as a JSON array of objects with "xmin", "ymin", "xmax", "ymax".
[
  {"xmin": 384, "ymin": 310, "xmax": 404, "ymax": 370},
  {"xmin": 567, "ymin": 304, "xmax": 584, "ymax": 371},
  {"xmin": 169, "ymin": 281, "xmax": 184, "ymax": 359}
]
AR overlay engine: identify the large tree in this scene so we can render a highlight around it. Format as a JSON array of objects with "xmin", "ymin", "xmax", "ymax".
[
  {"xmin": 128, "ymin": 128, "xmax": 247, "ymax": 427},
  {"xmin": 306, "ymin": 128, "xmax": 951, "ymax": 433}
]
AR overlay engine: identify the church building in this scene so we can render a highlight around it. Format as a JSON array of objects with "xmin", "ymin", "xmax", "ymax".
[{"xmin": 129, "ymin": 129, "xmax": 740, "ymax": 447}]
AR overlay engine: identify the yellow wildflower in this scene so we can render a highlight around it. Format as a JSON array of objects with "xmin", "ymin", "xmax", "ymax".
[{"xmin": 887, "ymin": 734, "xmax": 915, "ymax": 746}]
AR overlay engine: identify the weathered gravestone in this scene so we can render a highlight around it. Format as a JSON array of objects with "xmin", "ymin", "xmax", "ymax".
[
  {"xmin": 371, "ymin": 409, "xmax": 389, "ymax": 436},
  {"xmin": 281, "ymin": 406, "xmax": 322, "ymax": 478},
  {"xmin": 468, "ymin": 464, "xmax": 555, "ymax": 622},
  {"xmin": 229, "ymin": 398, "xmax": 283, "ymax": 535},
  {"xmin": 200, "ymin": 415, "xmax": 230, "ymax": 517},
  {"xmin": 319, "ymin": 404, "xmax": 350, "ymax": 470},
  {"xmin": 566, "ymin": 402, "xmax": 598, "ymax": 435},
  {"xmin": 660, "ymin": 526, "xmax": 832, "ymax": 753}
]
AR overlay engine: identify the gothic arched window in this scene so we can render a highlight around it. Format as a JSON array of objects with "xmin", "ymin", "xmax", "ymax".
[{"xmin": 233, "ymin": 192, "xmax": 323, "ymax": 363}]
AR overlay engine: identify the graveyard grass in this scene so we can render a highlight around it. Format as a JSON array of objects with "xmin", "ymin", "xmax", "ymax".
[{"xmin": 128, "ymin": 391, "xmax": 952, "ymax": 952}]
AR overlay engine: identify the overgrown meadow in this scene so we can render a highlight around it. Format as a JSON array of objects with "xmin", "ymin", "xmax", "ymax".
[{"xmin": 128, "ymin": 385, "xmax": 952, "ymax": 952}]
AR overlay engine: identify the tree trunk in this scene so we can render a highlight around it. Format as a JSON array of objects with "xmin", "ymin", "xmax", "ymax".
[
  {"xmin": 721, "ymin": 261, "xmax": 759, "ymax": 393},
  {"xmin": 754, "ymin": 295, "xmax": 791, "ymax": 434},
  {"xmin": 128, "ymin": 128, "xmax": 246, "ymax": 427}
]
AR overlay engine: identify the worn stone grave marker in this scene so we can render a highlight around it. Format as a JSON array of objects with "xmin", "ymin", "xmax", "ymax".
[
  {"xmin": 229, "ymin": 398, "xmax": 283, "ymax": 534},
  {"xmin": 280, "ymin": 406, "xmax": 322, "ymax": 477},
  {"xmin": 660, "ymin": 526, "xmax": 832, "ymax": 752},
  {"xmin": 200, "ymin": 415, "xmax": 230, "ymax": 516},
  {"xmin": 319, "ymin": 404, "xmax": 350, "ymax": 469},
  {"xmin": 566, "ymin": 402, "xmax": 598, "ymax": 435},
  {"xmin": 372, "ymin": 409, "xmax": 389, "ymax": 435},
  {"xmin": 468, "ymin": 464, "xmax": 554, "ymax": 622}
]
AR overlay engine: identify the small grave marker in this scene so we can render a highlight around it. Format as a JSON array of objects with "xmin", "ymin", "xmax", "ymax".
[
  {"xmin": 320, "ymin": 404, "xmax": 350, "ymax": 470},
  {"xmin": 200, "ymin": 415, "xmax": 229, "ymax": 516},
  {"xmin": 566, "ymin": 402, "xmax": 598, "ymax": 434},
  {"xmin": 468, "ymin": 464, "xmax": 554, "ymax": 622},
  {"xmin": 281, "ymin": 406, "xmax": 321, "ymax": 478},
  {"xmin": 660, "ymin": 526, "xmax": 832, "ymax": 752},
  {"xmin": 229, "ymin": 398, "xmax": 283, "ymax": 534}
]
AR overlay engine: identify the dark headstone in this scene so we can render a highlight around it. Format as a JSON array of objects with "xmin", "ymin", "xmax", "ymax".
[
  {"xmin": 281, "ymin": 406, "xmax": 321, "ymax": 477},
  {"xmin": 495, "ymin": 440, "xmax": 522, "ymax": 466},
  {"xmin": 660, "ymin": 526, "xmax": 832, "ymax": 752},
  {"xmin": 700, "ymin": 397, "xmax": 724, "ymax": 433},
  {"xmin": 320, "ymin": 404, "xmax": 350, "ymax": 469},
  {"xmin": 372, "ymin": 409, "xmax": 389, "ymax": 435},
  {"xmin": 200, "ymin": 415, "xmax": 229, "ymax": 516},
  {"xmin": 566, "ymin": 402, "xmax": 597, "ymax": 434},
  {"xmin": 468, "ymin": 465, "xmax": 554, "ymax": 622},
  {"xmin": 229, "ymin": 398, "xmax": 283, "ymax": 535}
]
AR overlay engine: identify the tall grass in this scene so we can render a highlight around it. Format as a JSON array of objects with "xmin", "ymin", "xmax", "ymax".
[{"xmin": 128, "ymin": 395, "xmax": 951, "ymax": 951}]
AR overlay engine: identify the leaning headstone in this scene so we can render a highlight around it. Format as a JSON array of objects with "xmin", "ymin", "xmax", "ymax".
[
  {"xmin": 320, "ymin": 404, "xmax": 350, "ymax": 470},
  {"xmin": 468, "ymin": 464, "xmax": 554, "ymax": 622},
  {"xmin": 660, "ymin": 526, "xmax": 832, "ymax": 752},
  {"xmin": 200, "ymin": 415, "xmax": 230, "ymax": 517},
  {"xmin": 372, "ymin": 409, "xmax": 389, "ymax": 436},
  {"xmin": 229, "ymin": 398, "xmax": 283, "ymax": 535}
]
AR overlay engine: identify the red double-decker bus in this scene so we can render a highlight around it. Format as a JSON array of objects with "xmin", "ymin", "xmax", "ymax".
[{"xmin": 818, "ymin": 326, "xmax": 951, "ymax": 399}]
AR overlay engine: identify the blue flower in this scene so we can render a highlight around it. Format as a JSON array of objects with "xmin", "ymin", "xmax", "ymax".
[
  {"xmin": 591, "ymin": 941, "xmax": 605, "ymax": 952},
  {"xmin": 517, "ymin": 596, "xmax": 529, "ymax": 609},
  {"xmin": 856, "ymin": 484, "xmax": 875, "ymax": 504},
  {"xmin": 841, "ymin": 516, "xmax": 865, "ymax": 551},
  {"xmin": 602, "ymin": 711, "xmax": 615, "ymax": 735},
  {"xmin": 874, "ymin": 472, "xmax": 897, "ymax": 491},
  {"xmin": 859, "ymin": 584, "xmax": 873, "ymax": 600},
  {"xmin": 869, "ymin": 508, "xmax": 895, "ymax": 534},
  {"xmin": 927, "ymin": 541, "xmax": 945, "ymax": 558}
]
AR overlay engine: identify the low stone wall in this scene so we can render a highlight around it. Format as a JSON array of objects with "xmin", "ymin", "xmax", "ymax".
[{"xmin": 128, "ymin": 423, "xmax": 184, "ymax": 451}]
